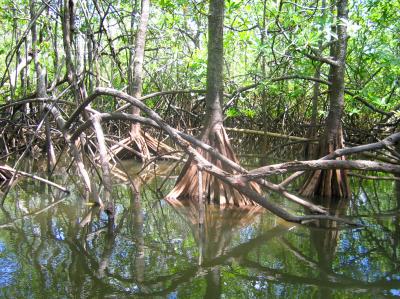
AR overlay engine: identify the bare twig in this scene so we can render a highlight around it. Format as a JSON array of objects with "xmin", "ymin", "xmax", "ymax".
[{"xmin": 0, "ymin": 165, "xmax": 69, "ymax": 193}]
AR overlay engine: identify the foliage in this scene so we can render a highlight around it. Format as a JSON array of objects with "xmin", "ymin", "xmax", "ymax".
[{"xmin": 0, "ymin": 0, "xmax": 397, "ymax": 137}]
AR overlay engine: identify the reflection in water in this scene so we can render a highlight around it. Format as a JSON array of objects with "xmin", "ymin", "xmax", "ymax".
[
  {"xmin": 131, "ymin": 181, "xmax": 146, "ymax": 289},
  {"xmin": 169, "ymin": 200, "xmax": 265, "ymax": 298},
  {"xmin": 393, "ymin": 180, "xmax": 400, "ymax": 279},
  {"xmin": 168, "ymin": 200, "xmax": 264, "ymax": 260},
  {"xmin": 310, "ymin": 197, "xmax": 349, "ymax": 299},
  {"xmin": 0, "ymin": 162, "xmax": 399, "ymax": 297},
  {"xmin": 205, "ymin": 268, "xmax": 221, "ymax": 299}
]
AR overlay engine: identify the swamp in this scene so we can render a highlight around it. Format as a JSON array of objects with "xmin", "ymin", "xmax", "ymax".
[{"xmin": 0, "ymin": 0, "xmax": 399, "ymax": 297}]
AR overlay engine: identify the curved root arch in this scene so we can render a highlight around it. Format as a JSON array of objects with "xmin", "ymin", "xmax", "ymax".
[
  {"xmin": 168, "ymin": 127, "xmax": 260, "ymax": 206},
  {"xmin": 300, "ymin": 134, "xmax": 351, "ymax": 199}
]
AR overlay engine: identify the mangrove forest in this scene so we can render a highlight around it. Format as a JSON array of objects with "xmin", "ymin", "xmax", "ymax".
[{"xmin": 0, "ymin": 0, "xmax": 399, "ymax": 297}]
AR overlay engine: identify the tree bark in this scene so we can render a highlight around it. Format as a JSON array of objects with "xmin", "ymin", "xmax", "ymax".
[
  {"xmin": 30, "ymin": 0, "xmax": 56, "ymax": 171},
  {"xmin": 301, "ymin": 0, "xmax": 351, "ymax": 199},
  {"xmin": 167, "ymin": 0, "xmax": 260, "ymax": 206},
  {"xmin": 112, "ymin": 0, "xmax": 172, "ymax": 161},
  {"xmin": 61, "ymin": 0, "xmax": 87, "ymax": 104},
  {"xmin": 68, "ymin": 86, "xmax": 361, "ymax": 224},
  {"xmin": 128, "ymin": 0, "xmax": 150, "ymax": 161}
]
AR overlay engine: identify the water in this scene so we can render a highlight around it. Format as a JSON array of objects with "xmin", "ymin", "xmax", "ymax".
[{"xmin": 0, "ymin": 159, "xmax": 399, "ymax": 298}]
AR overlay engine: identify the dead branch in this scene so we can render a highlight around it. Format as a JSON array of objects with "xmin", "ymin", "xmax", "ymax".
[
  {"xmin": 72, "ymin": 87, "xmax": 357, "ymax": 224},
  {"xmin": 0, "ymin": 165, "xmax": 69, "ymax": 193},
  {"xmin": 69, "ymin": 109, "xmax": 327, "ymax": 214},
  {"xmin": 245, "ymin": 160, "xmax": 400, "ymax": 180},
  {"xmin": 225, "ymin": 127, "xmax": 316, "ymax": 142},
  {"xmin": 280, "ymin": 132, "xmax": 400, "ymax": 186}
]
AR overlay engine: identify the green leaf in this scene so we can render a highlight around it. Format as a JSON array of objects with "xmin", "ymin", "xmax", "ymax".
[{"xmin": 226, "ymin": 107, "xmax": 240, "ymax": 118}]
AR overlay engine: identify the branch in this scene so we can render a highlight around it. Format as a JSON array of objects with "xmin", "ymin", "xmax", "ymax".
[
  {"xmin": 349, "ymin": 172, "xmax": 400, "ymax": 181},
  {"xmin": 302, "ymin": 52, "xmax": 339, "ymax": 66},
  {"xmin": 325, "ymin": 132, "xmax": 400, "ymax": 159},
  {"xmin": 44, "ymin": 104, "xmax": 94, "ymax": 194},
  {"xmin": 71, "ymin": 87, "xmax": 359, "ymax": 224},
  {"xmin": 64, "ymin": 89, "xmax": 207, "ymax": 130},
  {"xmin": 9, "ymin": 52, "xmax": 33, "ymax": 89},
  {"xmin": 0, "ymin": 97, "xmax": 72, "ymax": 112},
  {"xmin": 345, "ymin": 90, "xmax": 394, "ymax": 117},
  {"xmin": 115, "ymin": 89, "xmax": 206, "ymax": 112},
  {"xmin": 0, "ymin": 4, "xmax": 47, "ymax": 88},
  {"xmin": 0, "ymin": 165, "xmax": 69, "ymax": 193},
  {"xmin": 245, "ymin": 160, "xmax": 400, "ymax": 180},
  {"xmin": 69, "ymin": 108, "xmax": 326, "ymax": 214},
  {"xmin": 225, "ymin": 75, "xmax": 395, "ymax": 117},
  {"xmin": 225, "ymin": 127, "xmax": 315, "ymax": 142},
  {"xmin": 280, "ymin": 132, "xmax": 400, "ymax": 186}
]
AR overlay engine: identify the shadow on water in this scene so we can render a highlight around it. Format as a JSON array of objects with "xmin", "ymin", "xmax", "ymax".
[{"xmin": 0, "ymin": 158, "xmax": 399, "ymax": 297}]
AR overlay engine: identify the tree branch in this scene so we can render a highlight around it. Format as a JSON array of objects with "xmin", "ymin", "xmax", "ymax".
[
  {"xmin": 280, "ymin": 132, "xmax": 400, "ymax": 186},
  {"xmin": 225, "ymin": 75, "xmax": 395, "ymax": 117},
  {"xmin": 67, "ymin": 87, "xmax": 361, "ymax": 223},
  {"xmin": 245, "ymin": 160, "xmax": 400, "ymax": 180}
]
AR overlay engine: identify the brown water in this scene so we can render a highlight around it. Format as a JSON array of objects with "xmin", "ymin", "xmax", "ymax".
[{"xmin": 0, "ymin": 159, "xmax": 399, "ymax": 298}]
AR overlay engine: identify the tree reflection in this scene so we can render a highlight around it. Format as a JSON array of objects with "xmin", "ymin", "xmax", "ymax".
[
  {"xmin": 167, "ymin": 200, "xmax": 265, "ymax": 298},
  {"xmin": 309, "ymin": 197, "xmax": 348, "ymax": 299},
  {"xmin": 0, "ymin": 169, "xmax": 400, "ymax": 297}
]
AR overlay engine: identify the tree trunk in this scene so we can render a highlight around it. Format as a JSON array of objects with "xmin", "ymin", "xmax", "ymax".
[
  {"xmin": 113, "ymin": 0, "xmax": 173, "ymax": 161},
  {"xmin": 301, "ymin": 0, "xmax": 351, "ymax": 199},
  {"xmin": 304, "ymin": 63, "xmax": 321, "ymax": 160},
  {"xmin": 128, "ymin": 0, "xmax": 151, "ymax": 161},
  {"xmin": 305, "ymin": 0, "xmax": 325, "ymax": 160},
  {"xmin": 167, "ymin": 0, "xmax": 259, "ymax": 206},
  {"xmin": 30, "ymin": 0, "xmax": 56, "ymax": 171}
]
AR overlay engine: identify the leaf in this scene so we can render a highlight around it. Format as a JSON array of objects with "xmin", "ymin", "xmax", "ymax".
[
  {"xmin": 226, "ymin": 107, "xmax": 240, "ymax": 118},
  {"xmin": 241, "ymin": 108, "xmax": 256, "ymax": 118}
]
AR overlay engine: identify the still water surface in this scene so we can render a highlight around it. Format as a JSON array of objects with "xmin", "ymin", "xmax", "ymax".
[{"xmin": 0, "ymin": 159, "xmax": 399, "ymax": 298}]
